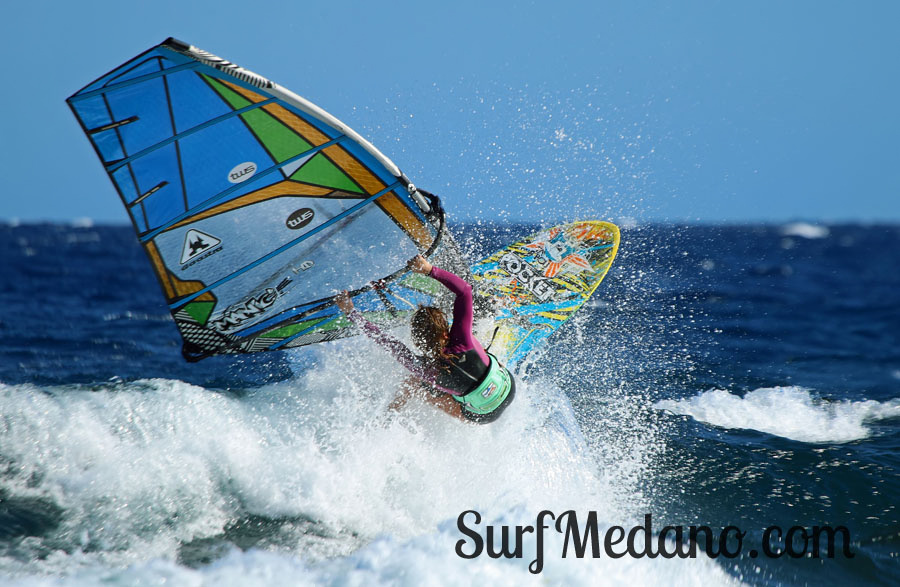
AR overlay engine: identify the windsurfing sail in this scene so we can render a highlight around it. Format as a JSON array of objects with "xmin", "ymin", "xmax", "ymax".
[{"xmin": 67, "ymin": 38, "xmax": 464, "ymax": 361}]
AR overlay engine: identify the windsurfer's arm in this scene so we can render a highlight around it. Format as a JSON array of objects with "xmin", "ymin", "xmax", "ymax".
[
  {"xmin": 428, "ymin": 266, "xmax": 474, "ymax": 339},
  {"xmin": 336, "ymin": 290, "xmax": 423, "ymax": 374},
  {"xmin": 335, "ymin": 289, "xmax": 469, "ymax": 417},
  {"xmin": 412, "ymin": 258, "xmax": 476, "ymax": 350}
]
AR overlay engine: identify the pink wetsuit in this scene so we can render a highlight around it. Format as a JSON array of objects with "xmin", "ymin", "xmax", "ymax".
[{"xmin": 346, "ymin": 267, "xmax": 489, "ymax": 395}]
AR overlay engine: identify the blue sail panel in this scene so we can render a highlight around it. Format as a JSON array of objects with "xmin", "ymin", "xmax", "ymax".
[{"xmin": 67, "ymin": 38, "xmax": 453, "ymax": 360}]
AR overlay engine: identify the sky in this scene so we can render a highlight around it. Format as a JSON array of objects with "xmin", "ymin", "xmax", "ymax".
[{"xmin": 2, "ymin": 0, "xmax": 898, "ymax": 224}]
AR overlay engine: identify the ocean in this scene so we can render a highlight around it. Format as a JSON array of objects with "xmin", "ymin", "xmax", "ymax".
[{"xmin": 0, "ymin": 221, "xmax": 897, "ymax": 585}]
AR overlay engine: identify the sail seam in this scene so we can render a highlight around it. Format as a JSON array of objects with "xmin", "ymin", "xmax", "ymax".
[
  {"xmin": 169, "ymin": 181, "xmax": 403, "ymax": 309},
  {"xmin": 138, "ymin": 136, "xmax": 346, "ymax": 242},
  {"xmin": 69, "ymin": 62, "xmax": 202, "ymax": 102}
]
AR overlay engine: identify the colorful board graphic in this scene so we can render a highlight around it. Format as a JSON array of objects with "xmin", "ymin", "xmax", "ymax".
[
  {"xmin": 471, "ymin": 221, "xmax": 620, "ymax": 370},
  {"xmin": 67, "ymin": 38, "xmax": 462, "ymax": 361}
]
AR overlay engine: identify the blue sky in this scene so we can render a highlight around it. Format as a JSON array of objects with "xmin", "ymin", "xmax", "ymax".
[{"xmin": 2, "ymin": 0, "xmax": 898, "ymax": 223}]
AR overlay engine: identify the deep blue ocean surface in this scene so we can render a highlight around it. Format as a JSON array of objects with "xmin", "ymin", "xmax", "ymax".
[{"xmin": 0, "ymin": 221, "xmax": 897, "ymax": 585}]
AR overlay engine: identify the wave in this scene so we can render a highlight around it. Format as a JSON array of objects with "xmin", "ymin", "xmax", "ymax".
[
  {"xmin": 0, "ymin": 338, "xmax": 738, "ymax": 584},
  {"xmin": 654, "ymin": 386, "xmax": 900, "ymax": 443},
  {"xmin": 27, "ymin": 523, "xmax": 741, "ymax": 586},
  {"xmin": 779, "ymin": 222, "xmax": 830, "ymax": 239}
]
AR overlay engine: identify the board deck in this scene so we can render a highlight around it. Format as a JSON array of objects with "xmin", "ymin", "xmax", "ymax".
[{"xmin": 471, "ymin": 221, "xmax": 620, "ymax": 370}]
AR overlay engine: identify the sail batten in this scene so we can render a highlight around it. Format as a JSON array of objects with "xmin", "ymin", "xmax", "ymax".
[
  {"xmin": 166, "ymin": 181, "xmax": 403, "ymax": 311},
  {"xmin": 107, "ymin": 99, "xmax": 278, "ymax": 172},
  {"xmin": 68, "ymin": 38, "xmax": 453, "ymax": 361},
  {"xmin": 137, "ymin": 135, "xmax": 350, "ymax": 242}
]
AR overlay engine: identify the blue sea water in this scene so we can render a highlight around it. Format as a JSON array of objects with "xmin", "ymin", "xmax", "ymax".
[{"xmin": 0, "ymin": 221, "xmax": 897, "ymax": 585}]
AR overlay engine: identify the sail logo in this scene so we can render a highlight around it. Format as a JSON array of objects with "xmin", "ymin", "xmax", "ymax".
[
  {"xmin": 499, "ymin": 252, "xmax": 554, "ymax": 302},
  {"xmin": 286, "ymin": 208, "xmax": 315, "ymax": 230},
  {"xmin": 209, "ymin": 288, "xmax": 278, "ymax": 333},
  {"xmin": 180, "ymin": 229, "xmax": 222, "ymax": 266},
  {"xmin": 228, "ymin": 161, "xmax": 257, "ymax": 184},
  {"xmin": 291, "ymin": 260, "xmax": 315, "ymax": 273},
  {"xmin": 208, "ymin": 278, "xmax": 291, "ymax": 333}
]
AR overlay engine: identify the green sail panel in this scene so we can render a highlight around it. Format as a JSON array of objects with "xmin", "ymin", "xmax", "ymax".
[
  {"xmin": 289, "ymin": 153, "xmax": 364, "ymax": 193},
  {"xmin": 206, "ymin": 73, "xmax": 364, "ymax": 193},
  {"xmin": 204, "ymin": 75, "xmax": 314, "ymax": 163},
  {"xmin": 66, "ymin": 38, "xmax": 446, "ymax": 361}
]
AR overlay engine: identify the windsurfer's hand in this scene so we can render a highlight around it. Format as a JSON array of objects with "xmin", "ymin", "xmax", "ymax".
[
  {"xmin": 408, "ymin": 255, "xmax": 433, "ymax": 275},
  {"xmin": 335, "ymin": 290, "xmax": 354, "ymax": 314}
]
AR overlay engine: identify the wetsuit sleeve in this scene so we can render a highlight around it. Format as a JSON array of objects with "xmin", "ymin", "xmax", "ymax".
[
  {"xmin": 428, "ymin": 266, "xmax": 475, "ymax": 348},
  {"xmin": 345, "ymin": 308, "xmax": 464, "ymax": 396},
  {"xmin": 346, "ymin": 309, "xmax": 419, "ymax": 371}
]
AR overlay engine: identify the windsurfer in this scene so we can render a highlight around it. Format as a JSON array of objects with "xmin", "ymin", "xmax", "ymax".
[{"xmin": 335, "ymin": 256, "xmax": 515, "ymax": 423}]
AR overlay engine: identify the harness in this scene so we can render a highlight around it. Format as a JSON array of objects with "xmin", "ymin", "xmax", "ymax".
[{"xmin": 448, "ymin": 353, "xmax": 513, "ymax": 415}]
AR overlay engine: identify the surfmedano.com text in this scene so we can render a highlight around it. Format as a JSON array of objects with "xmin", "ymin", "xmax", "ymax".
[{"xmin": 455, "ymin": 511, "xmax": 854, "ymax": 574}]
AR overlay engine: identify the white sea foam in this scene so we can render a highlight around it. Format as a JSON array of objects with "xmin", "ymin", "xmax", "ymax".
[
  {"xmin": 779, "ymin": 222, "xmax": 830, "ymax": 239},
  {"xmin": 69, "ymin": 217, "xmax": 94, "ymax": 228},
  {"xmin": 10, "ymin": 529, "xmax": 743, "ymax": 587},
  {"xmin": 655, "ymin": 386, "xmax": 900, "ymax": 444},
  {"xmin": 0, "ymin": 338, "xmax": 744, "ymax": 584}
]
